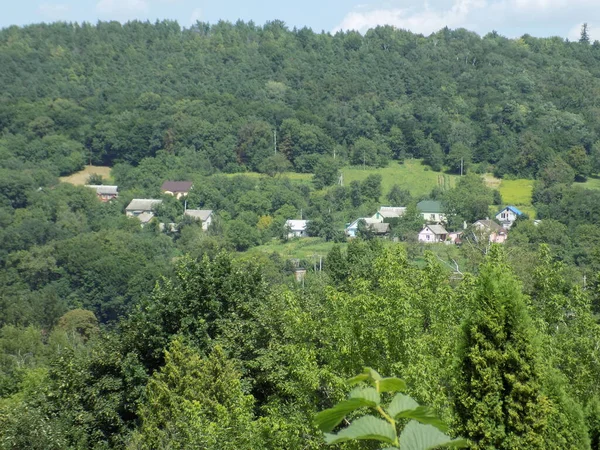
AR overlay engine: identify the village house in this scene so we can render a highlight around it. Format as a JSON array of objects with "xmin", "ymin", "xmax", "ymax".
[
  {"xmin": 417, "ymin": 200, "xmax": 446, "ymax": 223},
  {"xmin": 345, "ymin": 217, "xmax": 382, "ymax": 237},
  {"xmin": 473, "ymin": 219, "xmax": 508, "ymax": 244},
  {"xmin": 85, "ymin": 185, "xmax": 118, "ymax": 202},
  {"xmin": 495, "ymin": 206, "xmax": 523, "ymax": 229},
  {"xmin": 285, "ymin": 219, "xmax": 309, "ymax": 238},
  {"xmin": 369, "ymin": 222, "xmax": 391, "ymax": 237},
  {"xmin": 184, "ymin": 209, "xmax": 214, "ymax": 231},
  {"xmin": 418, "ymin": 224, "xmax": 448, "ymax": 243},
  {"xmin": 371, "ymin": 206, "xmax": 406, "ymax": 221},
  {"xmin": 161, "ymin": 181, "xmax": 193, "ymax": 199},
  {"xmin": 125, "ymin": 199, "xmax": 163, "ymax": 225}
]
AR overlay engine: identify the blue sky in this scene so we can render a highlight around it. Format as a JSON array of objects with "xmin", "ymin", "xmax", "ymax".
[{"xmin": 3, "ymin": 0, "xmax": 599, "ymax": 41}]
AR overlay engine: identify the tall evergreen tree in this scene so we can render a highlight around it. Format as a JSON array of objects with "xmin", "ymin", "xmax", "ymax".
[{"xmin": 453, "ymin": 247, "xmax": 547, "ymax": 449}]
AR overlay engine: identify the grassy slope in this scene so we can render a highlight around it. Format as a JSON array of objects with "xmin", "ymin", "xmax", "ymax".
[
  {"xmin": 498, "ymin": 179, "xmax": 535, "ymax": 218},
  {"xmin": 341, "ymin": 159, "xmax": 457, "ymax": 199},
  {"xmin": 248, "ymin": 237, "xmax": 342, "ymax": 261},
  {"xmin": 60, "ymin": 165, "xmax": 113, "ymax": 185}
]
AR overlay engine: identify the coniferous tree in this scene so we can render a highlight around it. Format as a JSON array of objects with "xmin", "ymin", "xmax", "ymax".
[{"xmin": 453, "ymin": 247, "xmax": 548, "ymax": 449}]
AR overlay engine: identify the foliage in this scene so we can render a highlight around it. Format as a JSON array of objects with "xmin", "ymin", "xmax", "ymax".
[{"xmin": 315, "ymin": 367, "xmax": 467, "ymax": 449}]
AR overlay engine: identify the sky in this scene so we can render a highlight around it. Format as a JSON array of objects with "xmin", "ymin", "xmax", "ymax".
[{"xmin": 2, "ymin": 0, "xmax": 600, "ymax": 42}]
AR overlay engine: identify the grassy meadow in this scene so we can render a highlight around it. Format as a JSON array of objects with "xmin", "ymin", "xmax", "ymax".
[
  {"xmin": 60, "ymin": 165, "xmax": 113, "ymax": 185},
  {"xmin": 497, "ymin": 179, "xmax": 535, "ymax": 218},
  {"xmin": 249, "ymin": 237, "xmax": 342, "ymax": 261},
  {"xmin": 341, "ymin": 159, "xmax": 457, "ymax": 199}
]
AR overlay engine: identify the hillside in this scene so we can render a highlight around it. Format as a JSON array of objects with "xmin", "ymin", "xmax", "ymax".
[{"xmin": 1, "ymin": 21, "xmax": 600, "ymax": 182}]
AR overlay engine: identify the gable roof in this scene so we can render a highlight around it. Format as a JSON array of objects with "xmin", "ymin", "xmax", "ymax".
[
  {"xmin": 348, "ymin": 217, "xmax": 380, "ymax": 229},
  {"xmin": 424, "ymin": 224, "xmax": 448, "ymax": 235},
  {"xmin": 161, "ymin": 181, "xmax": 193, "ymax": 193},
  {"xmin": 377, "ymin": 206, "xmax": 406, "ymax": 218},
  {"xmin": 498, "ymin": 206, "xmax": 523, "ymax": 216},
  {"xmin": 126, "ymin": 199, "xmax": 163, "ymax": 211},
  {"xmin": 474, "ymin": 220, "xmax": 502, "ymax": 232},
  {"xmin": 85, "ymin": 185, "xmax": 118, "ymax": 195},
  {"xmin": 185, "ymin": 209, "xmax": 213, "ymax": 221},
  {"xmin": 369, "ymin": 222, "xmax": 391, "ymax": 234},
  {"xmin": 417, "ymin": 200, "xmax": 443, "ymax": 213}
]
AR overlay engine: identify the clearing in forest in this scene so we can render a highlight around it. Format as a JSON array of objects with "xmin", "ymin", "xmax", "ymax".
[
  {"xmin": 251, "ymin": 237, "xmax": 342, "ymax": 261},
  {"xmin": 340, "ymin": 159, "xmax": 458, "ymax": 199},
  {"xmin": 60, "ymin": 165, "xmax": 113, "ymax": 185},
  {"xmin": 498, "ymin": 179, "xmax": 535, "ymax": 217}
]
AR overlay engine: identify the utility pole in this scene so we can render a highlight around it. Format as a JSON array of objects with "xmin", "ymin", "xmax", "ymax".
[
  {"xmin": 460, "ymin": 157, "xmax": 464, "ymax": 176},
  {"xmin": 273, "ymin": 130, "xmax": 277, "ymax": 154},
  {"xmin": 363, "ymin": 149, "xmax": 366, "ymax": 170}
]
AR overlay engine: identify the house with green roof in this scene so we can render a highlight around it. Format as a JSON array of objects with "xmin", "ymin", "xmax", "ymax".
[{"xmin": 417, "ymin": 200, "xmax": 446, "ymax": 224}]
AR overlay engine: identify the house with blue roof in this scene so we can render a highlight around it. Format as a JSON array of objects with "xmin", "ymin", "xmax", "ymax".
[{"xmin": 495, "ymin": 206, "xmax": 523, "ymax": 229}]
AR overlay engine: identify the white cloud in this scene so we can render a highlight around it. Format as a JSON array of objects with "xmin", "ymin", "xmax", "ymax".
[
  {"xmin": 190, "ymin": 8, "xmax": 202, "ymax": 25},
  {"xmin": 95, "ymin": 0, "xmax": 149, "ymax": 20},
  {"xmin": 334, "ymin": 0, "xmax": 486, "ymax": 35},
  {"xmin": 37, "ymin": 3, "xmax": 70, "ymax": 20},
  {"xmin": 568, "ymin": 22, "xmax": 600, "ymax": 42},
  {"xmin": 335, "ymin": 0, "xmax": 600, "ymax": 38}
]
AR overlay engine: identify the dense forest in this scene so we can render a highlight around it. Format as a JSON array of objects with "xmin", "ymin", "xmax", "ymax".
[{"xmin": 3, "ymin": 19, "xmax": 600, "ymax": 449}]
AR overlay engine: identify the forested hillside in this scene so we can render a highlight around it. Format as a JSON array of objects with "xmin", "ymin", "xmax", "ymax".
[
  {"xmin": 4, "ymin": 19, "xmax": 600, "ymax": 450},
  {"xmin": 2, "ymin": 20, "xmax": 600, "ymax": 178}
]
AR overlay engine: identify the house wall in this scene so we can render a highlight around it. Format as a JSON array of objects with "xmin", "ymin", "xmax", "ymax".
[
  {"xmin": 419, "ymin": 230, "xmax": 440, "ymax": 243},
  {"xmin": 421, "ymin": 212, "xmax": 446, "ymax": 223},
  {"xmin": 496, "ymin": 209, "xmax": 518, "ymax": 228}
]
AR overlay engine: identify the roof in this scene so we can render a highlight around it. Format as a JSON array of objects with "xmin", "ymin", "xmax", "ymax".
[
  {"xmin": 474, "ymin": 220, "xmax": 502, "ymax": 232},
  {"xmin": 85, "ymin": 185, "xmax": 118, "ymax": 195},
  {"xmin": 369, "ymin": 222, "xmax": 391, "ymax": 234},
  {"xmin": 285, "ymin": 219, "xmax": 308, "ymax": 232},
  {"xmin": 126, "ymin": 199, "xmax": 163, "ymax": 211},
  {"xmin": 417, "ymin": 200, "xmax": 443, "ymax": 213},
  {"xmin": 185, "ymin": 209, "xmax": 213, "ymax": 221},
  {"xmin": 161, "ymin": 181, "xmax": 193, "ymax": 193},
  {"xmin": 348, "ymin": 217, "xmax": 380, "ymax": 228},
  {"xmin": 137, "ymin": 212, "xmax": 155, "ymax": 224},
  {"xmin": 498, "ymin": 206, "xmax": 523, "ymax": 216},
  {"xmin": 378, "ymin": 206, "xmax": 406, "ymax": 218},
  {"xmin": 425, "ymin": 224, "xmax": 448, "ymax": 235}
]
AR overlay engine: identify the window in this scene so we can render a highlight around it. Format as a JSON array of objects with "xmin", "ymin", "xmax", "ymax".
[{"xmin": 426, "ymin": 234, "xmax": 430, "ymax": 241}]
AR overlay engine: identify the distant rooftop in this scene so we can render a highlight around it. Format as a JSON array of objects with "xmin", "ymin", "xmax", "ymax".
[
  {"xmin": 126, "ymin": 199, "xmax": 162, "ymax": 211},
  {"xmin": 85, "ymin": 185, "xmax": 118, "ymax": 195},
  {"xmin": 161, "ymin": 181, "xmax": 193, "ymax": 193},
  {"xmin": 185, "ymin": 209, "xmax": 213, "ymax": 221},
  {"xmin": 417, "ymin": 200, "xmax": 443, "ymax": 213}
]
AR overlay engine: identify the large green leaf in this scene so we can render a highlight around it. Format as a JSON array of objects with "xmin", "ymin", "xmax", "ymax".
[
  {"xmin": 377, "ymin": 377, "xmax": 407, "ymax": 393},
  {"xmin": 324, "ymin": 415, "xmax": 397, "ymax": 445},
  {"xmin": 387, "ymin": 395, "xmax": 448, "ymax": 432},
  {"xmin": 315, "ymin": 398, "xmax": 377, "ymax": 432},
  {"xmin": 348, "ymin": 367, "xmax": 383, "ymax": 386},
  {"xmin": 386, "ymin": 393, "xmax": 419, "ymax": 418},
  {"xmin": 349, "ymin": 386, "xmax": 380, "ymax": 404},
  {"xmin": 400, "ymin": 421, "xmax": 468, "ymax": 450}
]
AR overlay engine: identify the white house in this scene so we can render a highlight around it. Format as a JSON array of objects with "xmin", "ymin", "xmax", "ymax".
[
  {"xmin": 371, "ymin": 206, "xmax": 406, "ymax": 221},
  {"xmin": 345, "ymin": 217, "xmax": 382, "ymax": 237},
  {"xmin": 285, "ymin": 219, "xmax": 309, "ymax": 238},
  {"xmin": 418, "ymin": 224, "xmax": 448, "ymax": 243},
  {"xmin": 495, "ymin": 206, "xmax": 523, "ymax": 229},
  {"xmin": 184, "ymin": 209, "xmax": 214, "ymax": 231}
]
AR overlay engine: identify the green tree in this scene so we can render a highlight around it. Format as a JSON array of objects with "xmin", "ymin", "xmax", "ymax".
[
  {"xmin": 453, "ymin": 248, "xmax": 548, "ymax": 449},
  {"xmin": 131, "ymin": 339, "xmax": 257, "ymax": 449}
]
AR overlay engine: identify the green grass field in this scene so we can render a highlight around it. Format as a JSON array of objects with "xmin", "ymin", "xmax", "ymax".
[
  {"xmin": 498, "ymin": 179, "xmax": 535, "ymax": 218},
  {"xmin": 579, "ymin": 176, "xmax": 600, "ymax": 190},
  {"xmin": 248, "ymin": 237, "xmax": 342, "ymax": 261},
  {"xmin": 341, "ymin": 159, "xmax": 457, "ymax": 199}
]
